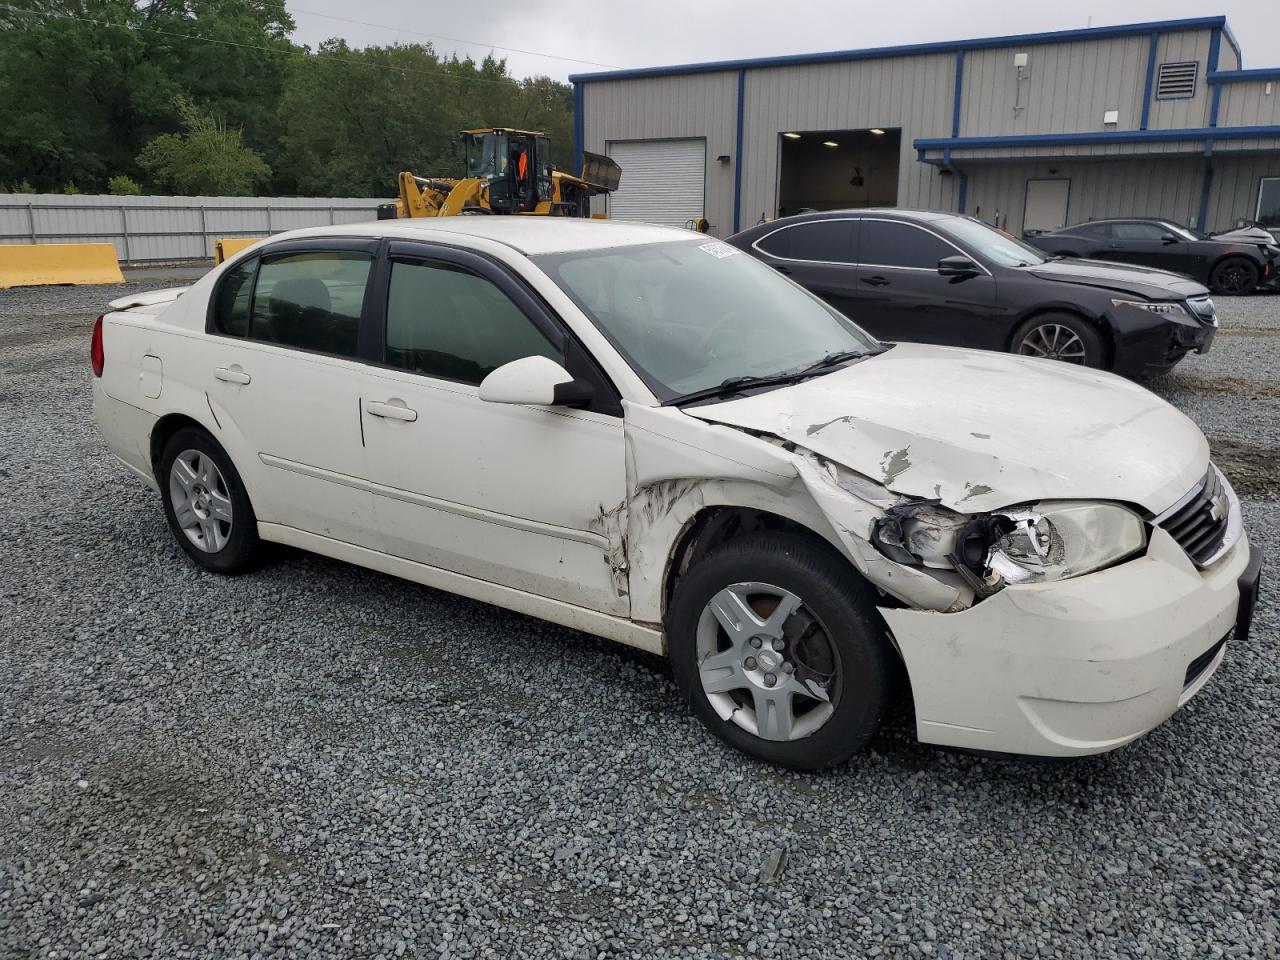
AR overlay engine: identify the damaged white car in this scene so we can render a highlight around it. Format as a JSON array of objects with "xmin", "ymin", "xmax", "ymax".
[{"xmin": 92, "ymin": 219, "xmax": 1262, "ymax": 769}]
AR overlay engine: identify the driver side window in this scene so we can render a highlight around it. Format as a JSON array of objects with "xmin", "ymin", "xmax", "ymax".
[{"xmin": 384, "ymin": 259, "xmax": 564, "ymax": 385}]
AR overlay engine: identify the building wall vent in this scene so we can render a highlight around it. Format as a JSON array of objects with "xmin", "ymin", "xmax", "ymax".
[{"xmin": 1156, "ymin": 61, "xmax": 1199, "ymax": 100}]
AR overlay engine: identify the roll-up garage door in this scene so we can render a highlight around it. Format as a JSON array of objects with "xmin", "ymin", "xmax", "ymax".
[{"xmin": 607, "ymin": 139, "xmax": 705, "ymax": 229}]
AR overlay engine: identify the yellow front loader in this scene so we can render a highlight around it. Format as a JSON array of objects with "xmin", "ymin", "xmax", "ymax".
[{"xmin": 377, "ymin": 128, "xmax": 621, "ymax": 221}]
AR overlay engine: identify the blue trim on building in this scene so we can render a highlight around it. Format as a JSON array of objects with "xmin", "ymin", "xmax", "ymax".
[
  {"xmin": 1140, "ymin": 33, "xmax": 1159, "ymax": 130},
  {"xmin": 1209, "ymin": 68, "xmax": 1280, "ymax": 84},
  {"xmin": 952, "ymin": 50, "xmax": 965, "ymax": 138},
  {"xmin": 572, "ymin": 81, "xmax": 584, "ymax": 178},
  {"xmin": 1198, "ymin": 163, "xmax": 1215, "ymax": 229},
  {"xmin": 915, "ymin": 125, "xmax": 1280, "ymax": 153},
  {"xmin": 733, "ymin": 69, "xmax": 745, "ymax": 234},
  {"xmin": 1208, "ymin": 27, "xmax": 1223, "ymax": 128},
  {"xmin": 569, "ymin": 16, "xmax": 1229, "ymax": 83}
]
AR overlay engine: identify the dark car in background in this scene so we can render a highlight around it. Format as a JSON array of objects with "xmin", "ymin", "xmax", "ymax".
[
  {"xmin": 727, "ymin": 210, "xmax": 1218, "ymax": 377},
  {"xmin": 1024, "ymin": 218, "xmax": 1279, "ymax": 295}
]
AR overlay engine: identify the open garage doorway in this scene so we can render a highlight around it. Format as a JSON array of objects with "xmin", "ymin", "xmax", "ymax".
[{"xmin": 777, "ymin": 128, "xmax": 900, "ymax": 217}]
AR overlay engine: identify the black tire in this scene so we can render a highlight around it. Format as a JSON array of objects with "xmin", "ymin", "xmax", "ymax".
[
  {"xmin": 158, "ymin": 427, "xmax": 261, "ymax": 574},
  {"xmin": 1209, "ymin": 256, "xmax": 1259, "ymax": 295},
  {"xmin": 667, "ymin": 533, "xmax": 895, "ymax": 770},
  {"xmin": 1011, "ymin": 311, "xmax": 1106, "ymax": 368}
]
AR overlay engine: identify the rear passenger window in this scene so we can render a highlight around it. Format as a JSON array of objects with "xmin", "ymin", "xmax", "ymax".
[
  {"xmin": 787, "ymin": 221, "xmax": 856, "ymax": 263},
  {"xmin": 212, "ymin": 257, "xmax": 257, "ymax": 337},
  {"xmin": 385, "ymin": 259, "xmax": 563, "ymax": 385},
  {"xmin": 861, "ymin": 220, "xmax": 954, "ymax": 269},
  {"xmin": 249, "ymin": 252, "xmax": 371, "ymax": 358},
  {"xmin": 756, "ymin": 221, "xmax": 856, "ymax": 263}
]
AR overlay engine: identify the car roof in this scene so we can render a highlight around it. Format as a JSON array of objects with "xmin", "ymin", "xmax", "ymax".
[{"xmin": 270, "ymin": 217, "xmax": 705, "ymax": 256}]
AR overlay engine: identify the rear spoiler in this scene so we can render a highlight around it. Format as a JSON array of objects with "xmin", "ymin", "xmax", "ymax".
[{"xmin": 580, "ymin": 151, "xmax": 621, "ymax": 193}]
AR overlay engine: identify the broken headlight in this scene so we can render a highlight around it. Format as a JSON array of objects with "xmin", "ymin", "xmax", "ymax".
[
  {"xmin": 873, "ymin": 499, "xmax": 1146, "ymax": 595},
  {"xmin": 958, "ymin": 501, "xmax": 1146, "ymax": 591}
]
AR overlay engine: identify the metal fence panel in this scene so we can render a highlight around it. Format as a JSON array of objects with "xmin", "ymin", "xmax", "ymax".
[{"xmin": 0, "ymin": 194, "xmax": 384, "ymax": 262}]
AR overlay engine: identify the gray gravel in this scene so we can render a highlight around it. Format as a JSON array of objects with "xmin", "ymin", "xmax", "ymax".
[{"xmin": 1, "ymin": 279, "xmax": 1277, "ymax": 959}]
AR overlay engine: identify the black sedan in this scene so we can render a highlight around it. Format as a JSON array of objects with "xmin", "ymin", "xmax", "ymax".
[
  {"xmin": 727, "ymin": 209, "xmax": 1217, "ymax": 377},
  {"xmin": 1023, "ymin": 218, "xmax": 1278, "ymax": 295}
]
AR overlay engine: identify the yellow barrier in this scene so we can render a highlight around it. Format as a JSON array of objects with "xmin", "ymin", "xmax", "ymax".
[
  {"xmin": 0, "ymin": 243, "xmax": 124, "ymax": 289},
  {"xmin": 214, "ymin": 237, "xmax": 263, "ymax": 264}
]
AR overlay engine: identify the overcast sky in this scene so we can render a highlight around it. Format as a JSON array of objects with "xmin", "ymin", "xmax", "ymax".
[{"xmin": 284, "ymin": 1, "xmax": 1278, "ymax": 82}]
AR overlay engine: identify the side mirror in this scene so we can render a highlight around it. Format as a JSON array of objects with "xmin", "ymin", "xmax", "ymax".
[
  {"xmin": 478, "ymin": 355, "xmax": 595, "ymax": 407},
  {"xmin": 938, "ymin": 255, "xmax": 980, "ymax": 277},
  {"xmin": 1161, "ymin": 233, "xmax": 1178, "ymax": 245}
]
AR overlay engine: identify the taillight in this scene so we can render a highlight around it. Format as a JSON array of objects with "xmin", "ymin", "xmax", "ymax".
[{"xmin": 91, "ymin": 314, "xmax": 105, "ymax": 377}]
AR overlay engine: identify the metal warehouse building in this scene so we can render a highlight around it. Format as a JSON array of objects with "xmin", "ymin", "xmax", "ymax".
[{"xmin": 570, "ymin": 15, "xmax": 1280, "ymax": 239}]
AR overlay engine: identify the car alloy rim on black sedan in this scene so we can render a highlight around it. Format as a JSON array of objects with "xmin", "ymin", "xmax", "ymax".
[
  {"xmin": 695, "ymin": 582, "xmax": 841, "ymax": 741},
  {"xmin": 1017, "ymin": 323, "xmax": 1087, "ymax": 363}
]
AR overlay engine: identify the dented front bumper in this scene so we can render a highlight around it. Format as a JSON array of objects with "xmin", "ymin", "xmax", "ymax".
[{"xmin": 880, "ymin": 527, "xmax": 1254, "ymax": 757}]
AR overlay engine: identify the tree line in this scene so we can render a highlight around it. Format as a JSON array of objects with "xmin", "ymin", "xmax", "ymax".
[{"xmin": 0, "ymin": 0, "xmax": 576, "ymax": 198}]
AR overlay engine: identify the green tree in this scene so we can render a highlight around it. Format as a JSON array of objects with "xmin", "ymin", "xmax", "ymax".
[
  {"xmin": 138, "ymin": 97, "xmax": 270, "ymax": 195},
  {"xmin": 108, "ymin": 174, "xmax": 143, "ymax": 195}
]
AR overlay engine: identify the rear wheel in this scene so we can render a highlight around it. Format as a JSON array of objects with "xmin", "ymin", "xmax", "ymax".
[
  {"xmin": 1209, "ymin": 256, "xmax": 1259, "ymax": 295},
  {"xmin": 159, "ymin": 427, "xmax": 261, "ymax": 574},
  {"xmin": 1011, "ymin": 312, "xmax": 1105, "ymax": 368},
  {"xmin": 667, "ymin": 533, "xmax": 894, "ymax": 769}
]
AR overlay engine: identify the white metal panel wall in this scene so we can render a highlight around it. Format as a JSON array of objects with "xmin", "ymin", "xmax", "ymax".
[
  {"xmin": 1207, "ymin": 155, "xmax": 1280, "ymax": 231},
  {"xmin": 1219, "ymin": 81, "xmax": 1280, "ymax": 127},
  {"xmin": 0, "ymin": 194, "xmax": 382, "ymax": 261},
  {"xmin": 606, "ymin": 139, "xmax": 706, "ymax": 228},
  {"xmin": 1146, "ymin": 31, "xmax": 1213, "ymax": 131},
  {"xmin": 582, "ymin": 72, "xmax": 738, "ymax": 235},
  {"xmin": 964, "ymin": 157, "xmax": 1206, "ymax": 235},
  {"xmin": 960, "ymin": 36, "xmax": 1150, "ymax": 137},
  {"xmin": 739, "ymin": 52, "xmax": 959, "ymax": 225}
]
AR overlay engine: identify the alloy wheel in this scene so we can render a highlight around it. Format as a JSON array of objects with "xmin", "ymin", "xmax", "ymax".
[
  {"xmin": 1215, "ymin": 262, "xmax": 1254, "ymax": 294},
  {"xmin": 695, "ymin": 582, "xmax": 841, "ymax": 741},
  {"xmin": 168, "ymin": 449, "xmax": 233, "ymax": 553},
  {"xmin": 1017, "ymin": 323, "xmax": 1087, "ymax": 363}
]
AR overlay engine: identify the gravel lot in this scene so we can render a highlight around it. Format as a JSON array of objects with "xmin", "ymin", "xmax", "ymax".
[{"xmin": 1, "ymin": 275, "xmax": 1277, "ymax": 960}]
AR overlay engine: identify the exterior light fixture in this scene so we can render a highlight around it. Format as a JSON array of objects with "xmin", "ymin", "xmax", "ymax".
[
  {"xmin": 783, "ymin": 132, "xmax": 801, "ymax": 139},
  {"xmin": 823, "ymin": 140, "xmax": 839, "ymax": 147},
  {"xmin": 870, "ymin": 128, "xmax": 886, "ymax": 135}
]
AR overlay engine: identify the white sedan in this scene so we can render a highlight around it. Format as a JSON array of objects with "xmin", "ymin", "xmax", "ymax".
[{"xmin": 91, "ymin": 218, "xmax": 1261, "ymax": 768}]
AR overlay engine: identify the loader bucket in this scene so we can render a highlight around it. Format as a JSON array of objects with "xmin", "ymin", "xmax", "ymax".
[{"xmin": 581, "ymin": 151, "xmax": 622, "ymax": 192}]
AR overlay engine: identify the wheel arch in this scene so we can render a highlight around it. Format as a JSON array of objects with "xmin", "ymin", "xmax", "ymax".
[
  {"xmin": 1006, "ymin": 305, "xmax": 1115, "ymax": 369},
  {"xmin": 149, "ymin": 412, "xmax": 263, "ymax": 518}
]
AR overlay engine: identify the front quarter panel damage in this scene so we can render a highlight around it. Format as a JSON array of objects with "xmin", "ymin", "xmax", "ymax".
[{"xmin": 620, "ymin": 403, "xmax": 977, "ymax": 629}]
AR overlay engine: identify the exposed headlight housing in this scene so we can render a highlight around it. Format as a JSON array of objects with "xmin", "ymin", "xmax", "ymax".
[
  {"xmin": 873, "ymin": 499, "xmax": 1147, "ymax": 596},
  {"xmin": 1110, "ymin": 298, "xmax": 1190, "ymax": 317},
  {"xmin": 976, "ymin": 502, "xmax": 1146, "ymax": 587}
]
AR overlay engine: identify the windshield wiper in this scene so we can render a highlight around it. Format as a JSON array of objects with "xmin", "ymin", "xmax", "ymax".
[
  {"xmin": 669, "ymin": 349, "xmax": 877, "ymax": 407},
  {"xmin": 798, "ymin": 348, "xmax": 872, "ymax": 374},
  {"xmin": 668, "ymin": 372, "xmax": 812, "ymax": 407}
]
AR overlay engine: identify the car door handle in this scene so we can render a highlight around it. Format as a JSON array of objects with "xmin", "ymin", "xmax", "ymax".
[
  {"xmin": 861, "ymin": 275, "xmax": 891, "ymax": 287},
  {"xmin": 213, "ymin": 365, "xmax": 251, "ymax": 385},
  {"xmin": 366, "ymin": 399, "xmax": 418, "ymax": 422}
]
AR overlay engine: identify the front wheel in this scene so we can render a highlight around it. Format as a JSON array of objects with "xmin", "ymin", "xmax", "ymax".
[
  {"xmin": 1011, "ymin": 312, "xmax": 1105, "ymax": 368},
  {"xmin": 1209, "ymin": 257, "xmax": 1259, "ymax": 295},
  {"xmin": 667, "ymin": 533, "xmax": 894, "ymax": 769}
]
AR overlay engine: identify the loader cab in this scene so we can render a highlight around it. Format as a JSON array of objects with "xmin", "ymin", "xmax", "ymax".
[{"xmin": 462, "ymin": 129, "xmax": 554, "ymax": 214}]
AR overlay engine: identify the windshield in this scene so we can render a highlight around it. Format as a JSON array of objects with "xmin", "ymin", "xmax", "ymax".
[
  {"xmin": 537, "ymin": 240, "xmax": 880, "ymax": 401},
  {"xmin": 464, "ymin": 132, "xmax": 508, "ymax": 180},
  {"xmin": 935, "ymin": 216, "xmax": 1048, "ymax": 267},
  {"xmin": 1160, "ymin": 221, "xmax": 1204, "ymax": 241}
]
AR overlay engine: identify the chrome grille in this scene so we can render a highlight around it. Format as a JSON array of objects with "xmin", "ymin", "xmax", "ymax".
[{"xmin": 1156, "ymin": 465, "xmax": 1238, "ymax": 567}]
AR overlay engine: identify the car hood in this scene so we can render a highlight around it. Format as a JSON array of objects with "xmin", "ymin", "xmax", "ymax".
[
  {"xmin": 1211, "ymin": 226, "xmax": 1279, "ymax": 249},
  {"xmin": 686, "ymin": 342, "xmax": 1207, "ymax": 515},
  {"xmin": 1024, "ymin": 257, "xmax": 1207, "ymax": 299}
]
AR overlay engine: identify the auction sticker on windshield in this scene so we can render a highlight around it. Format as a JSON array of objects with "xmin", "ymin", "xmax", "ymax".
[{"xmin": 698, "ymin": 240, "xmax": 740, "ymax": 259}]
